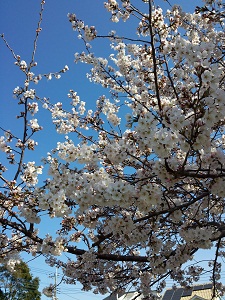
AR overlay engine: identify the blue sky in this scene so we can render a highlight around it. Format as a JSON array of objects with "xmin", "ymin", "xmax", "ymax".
[{"xmin": 1, "ymin": 0, "xmax": 224, "ymax": 299}]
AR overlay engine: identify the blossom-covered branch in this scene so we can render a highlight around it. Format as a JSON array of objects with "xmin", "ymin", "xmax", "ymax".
[{"xmin": 1, "ymin": 0, "xmax": 225, "ymax": 299}]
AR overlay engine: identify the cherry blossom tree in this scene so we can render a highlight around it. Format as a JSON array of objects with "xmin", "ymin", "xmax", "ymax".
[{"xmin": 1, "ymin": 0, "xmax": 225, "ymax": 299}]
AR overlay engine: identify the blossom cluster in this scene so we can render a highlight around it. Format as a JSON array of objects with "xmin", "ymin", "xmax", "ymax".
[
  {"xmin": 20, "ymin": 161, "xmax": 43, "ymax": 186},
  {"xmin": 0, "ymin": 136, "xmax": 10, "ymax": 153},
  {"xmin": 68, "ymin": 13, "xmax": 97, "ymax": 40}
]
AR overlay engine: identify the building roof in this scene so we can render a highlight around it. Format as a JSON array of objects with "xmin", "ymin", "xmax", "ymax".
[
  {"xmin": 103, "ymin": 291, "xmax": 147, "ymax": 300},
  {"xmin": 162, "ymin": 284, "xmax": 213, "ymax": 300}
]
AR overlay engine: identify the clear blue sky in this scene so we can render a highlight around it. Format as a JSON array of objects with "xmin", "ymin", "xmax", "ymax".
[{"xmin": 1, "ymin": 1, "xmax": 223, "ymax": 299}]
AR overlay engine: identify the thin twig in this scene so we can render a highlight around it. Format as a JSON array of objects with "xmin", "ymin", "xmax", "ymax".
[
  {"xmin": 148, "ymin": 0, "xmax": 162, "ymax": 112},
  {"xmin": 212, "ymin": 237, "xmax": 222, "ymax": 298},
  {"xmin": 0, "ymin": 34, "xmax": 18, "ymax": 60},
  {"xmin": 29, "ymin": 0, "xmax": 46, "ymax": 70}
]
